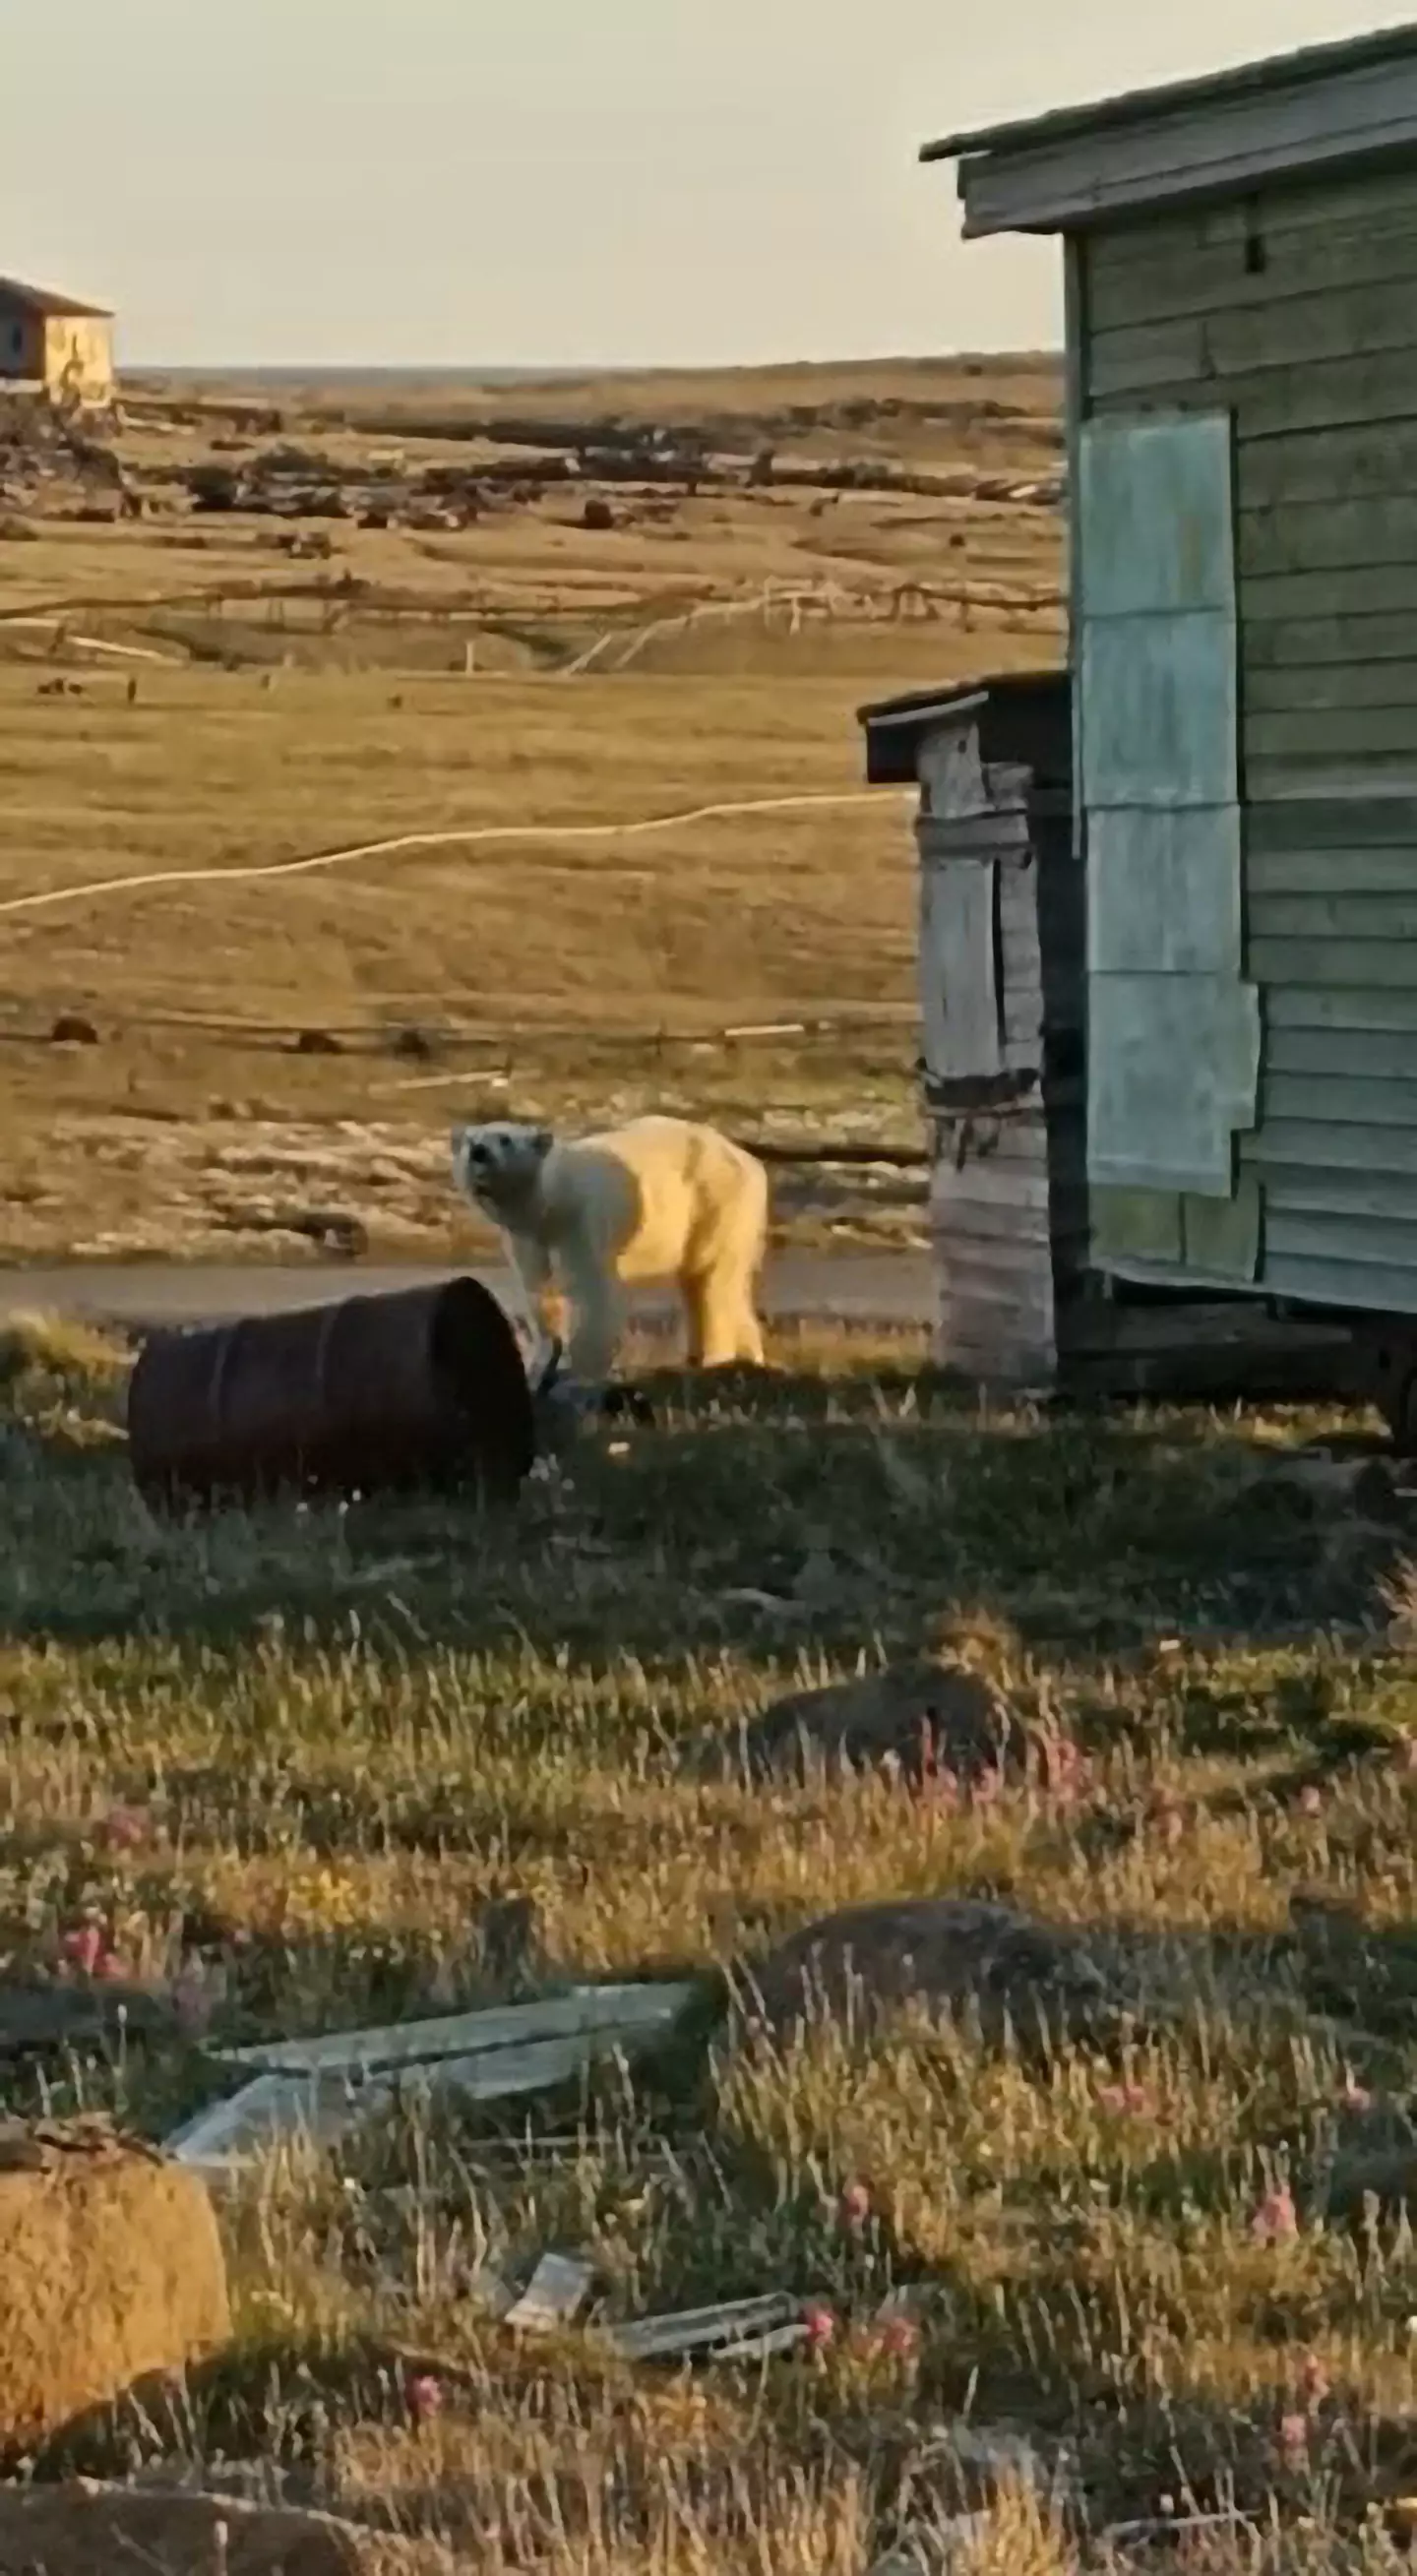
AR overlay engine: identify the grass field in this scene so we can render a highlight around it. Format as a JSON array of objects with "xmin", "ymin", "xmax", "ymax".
[
  {"xmin": 0, "ymin": 355, "xmax": 1061, "ymax": 1263},
  {"xmin": 4, "ymin": 1315, "xmax": 1417, "ymax": 2570}
]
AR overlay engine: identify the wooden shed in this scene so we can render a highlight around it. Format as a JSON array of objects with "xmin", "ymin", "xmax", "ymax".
[
  {"xmin": 924, "ymin": 25, "xmax": 1417, "ymax": 1437},
  {"xmin": 860, "ymin": 669, "xmax": 1348, "ymax": 1397},
  {"xmin": 859, "ymin": 671, "xmax": 1084, "ymax": 1385},
  {"xmin": 0, "ymin": 278, "xmax": 114, "ymax": 405}
]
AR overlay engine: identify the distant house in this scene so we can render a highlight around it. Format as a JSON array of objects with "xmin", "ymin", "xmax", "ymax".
[{"xmin": 0, "ymin": 276, "xmax": 114, "ymax": 403}]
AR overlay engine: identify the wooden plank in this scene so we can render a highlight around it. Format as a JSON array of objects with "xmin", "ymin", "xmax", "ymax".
[
  {"xmin": 927, "ymin": 1162, "xmax": 1052, "ymax": 1213},
  {"xmin": 958, "ymin": 53, "xmax": 1417, "ymax": 241},
  {"xmin": 1249, "ymin": 847, "xmax": 1417, "ymax": 897},
  {"xmin": 1237, "ymin": 418, "xmax": 1417, "ymax": 510},
  {"xmin": 1245, "ymin": 664, "xmax": 1417, "ymax": 715},
  {"xmin": 1238, "ymin": 496, "xmax": 1417, "ymax": 580},
  {"xmin": 1263, "ymin": 1071, "xmax": 1417, "ymax": 1129},
  {"xmin": 1248, "ymin": 797, "xmax": 1417, "ymax": 850},
  {"xmin": 1252, "ymin": 892, "xmax": 1417, "ymax": 941},
  {"xmin": 1245, "ymin": 707, "xmax": 1417, "ymax": 760},
  {"xmin": 1244, "ymin": 561, "xmax": 1417, "ymax": 620},
  {"xmin": 1267, "ymin": 1023, "xmax": 1417, "ymax": 1079},
  {"xmin": 1065, "ymin": 232, "xmax": 1087, "ymax": 860},
  {"xmin": 1086, "ymin": 219, "xmax": 1417, "ymax": 335},
  {"xmin": 1246, "ymin": 1116, "xmax": 1417, "ymax": 1174},
  {"xmin": 1263, "ymin": 1249, "xmax": 1417, "ymax": 1314},
  {"xmin": 1267, "ymin": 1205, "xmax": 1417, "ymax": 1268},
  {"xmin": 1248, "ymin": 755, "xmax": 1417, "ymax": 799},
  {"xmin": 1267, "ymin": 982, "xmax": 1417, "ymax": 1035},
  {"xmin": 1087, "ymin": 349, "xmax": 1417, "ymax": 442},
  {"xmin": 1247, "ymin": 611, "xmax": 1417, "ymax": 669},
  {"xmin": 1250, "ymin": 937, "xmax": 1417, "ymax": 988},
  {"xmin": 1263, "ymin": 1164, "xmax": 1417, "ymax": 1220},
  {"xmin": 1088, "ymin": 163, "xmax": 1417, "ymax": 275},
  {"xmin": 1090, "ymin": 282, "xmax": 1417, "ymax": 400}
]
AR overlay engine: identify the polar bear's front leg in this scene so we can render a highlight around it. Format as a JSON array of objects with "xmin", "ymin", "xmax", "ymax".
[
  {"xmin": 561, "ymin": 1241, "xmax": 626, "ymax": 1382},
  {"xmin": 506, "ymin": 1233, "xmax": 566, "ymax": 1362}
]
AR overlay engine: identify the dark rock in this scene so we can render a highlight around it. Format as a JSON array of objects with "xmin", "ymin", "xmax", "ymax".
[
  {"xmin": 292, "ymin": 1027, "xmax": 344, "ymax": 1057},
  {"xmin": 581, "ymin": 496, "xmax": 616, "ymax": 531},
  {"xmin": 287, "ymin": 1211, "xmax": 369, "ymax": 1259},
  {"xmin": 694, "ymin": 1660, "xmax": 1021, "ymax": 1787},
  {"xmin": 48, "ymin": 1012, "xmax": 99, "ymax": 1046},
  {"xmin": 740, "ymin": 1896, "xmax": 1110, "ymax": 2053},
  {"xmin": 390, "ymin": 1025, "xmax": 437, "ymax": 1063}
]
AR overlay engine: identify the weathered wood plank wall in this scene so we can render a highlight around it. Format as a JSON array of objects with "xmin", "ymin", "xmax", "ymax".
[{"xmin": 1081, "ymin": 159, "xmax": 1417, "ymax": 1314}]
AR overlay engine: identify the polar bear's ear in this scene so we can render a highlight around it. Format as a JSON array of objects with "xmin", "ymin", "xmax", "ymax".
[{"xmin": 529, "ymin": 1127, "xmax": 554, "ymax": 1160}]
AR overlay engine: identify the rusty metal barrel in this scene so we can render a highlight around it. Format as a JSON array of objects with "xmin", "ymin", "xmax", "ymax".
[{"xmin": 126, "ymin": 1276, "xmax": 535, "ymax": 1510}]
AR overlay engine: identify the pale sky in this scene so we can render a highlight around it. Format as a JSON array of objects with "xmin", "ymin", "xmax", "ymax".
[{"xmin": 5, "ymin": 1, "xmax": 1412, "ymax": 369}]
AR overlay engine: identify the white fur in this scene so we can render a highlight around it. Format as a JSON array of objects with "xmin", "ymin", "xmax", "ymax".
[{"xmin": 451, "ymin": 1113, "xmax": 769, "ymax": 1380}]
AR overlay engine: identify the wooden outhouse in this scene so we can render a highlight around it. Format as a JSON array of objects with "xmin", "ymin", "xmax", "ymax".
[
  {"xmin": 859, "ymin": 672, "xmax": 1084, "ymax": 1385},
  {"xmin": 924, "ymin": 25, "xmax": 1417, "ymax": 1440}
]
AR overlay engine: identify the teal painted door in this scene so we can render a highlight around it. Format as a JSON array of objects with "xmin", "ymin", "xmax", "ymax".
[{"xmin": 1078, "ymin": 411, "xmax": 1262, "ymax": 1277}]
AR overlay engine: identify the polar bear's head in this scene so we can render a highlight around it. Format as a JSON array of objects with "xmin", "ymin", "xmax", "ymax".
[{"xmin": 451, "ymin": 1120, "xmax": 555, "ymax": 1217}]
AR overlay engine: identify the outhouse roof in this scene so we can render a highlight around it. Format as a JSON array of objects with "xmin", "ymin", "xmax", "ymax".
[{"xmin": 857, "ymin": 668, "xmax": 1068, "ymax": 786}]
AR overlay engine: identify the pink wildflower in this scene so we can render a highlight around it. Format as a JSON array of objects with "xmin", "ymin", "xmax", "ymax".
[
  {"xmin": 1299, "ymin": 1785, "xmax": 1324, "ymax": 1816},
  {"xmin": 1252, "ymin": 2184, "xmax": 1299, "ymax": 2244},
  {"xmin": 837, "ymin": 2180, "xmax": 872, "ymax": 2230},
  {"xmin": 1279, "ymin": 2413, "xmax": 1310, "ymax": 2457},
  {"xmin": 406, "ymin": 2372, "xmax": 443, "ymax": 2423},
  {"xmin": 102, "ymin": 1806, "xmax": 149, "ymax": 1852},
  {"xmin": 1299, "ymin": 2352, "xmax": 1330, "ymax": 2408},
  {"xmin": 801, "ymin": 2301, "xmax": 836, "ymax": 2352},
  {"xmin": 172, "ymin": 1968, "xmax": 215, "ymax": 2037},
  {"xmin": 61, "ymin": 1923, "xmax": 105, "ymax": 1977},
  {"xmin": 94, "ymin": 1947, "xmax": 128, "ymax": 1981},
  {"xmin": 1339, "ymin": 2070, "xmax": 1373, "ymax": 2112},
  {"xmin": 878, "ymin": 2314, "xmax": 919, "ymax": 2361},
  {"xmin": 1098, "ymin": 2081, "xmax": 1150, "ymax": 2117}
]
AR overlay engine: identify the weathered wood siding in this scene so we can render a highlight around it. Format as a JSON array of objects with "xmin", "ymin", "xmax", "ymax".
[
  {"xmin": 914, "ymin": 702, "xmax": 1084, "ymax": 1383},
  {"xmin": 1080, "ymin": 158, "xmax": 1417, "ymax": 1315}
]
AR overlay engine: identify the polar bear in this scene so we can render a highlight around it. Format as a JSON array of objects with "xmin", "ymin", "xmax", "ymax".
[{"xmin": 451, "ymin": 1113, "xmax": 769, "ymax": 1380}]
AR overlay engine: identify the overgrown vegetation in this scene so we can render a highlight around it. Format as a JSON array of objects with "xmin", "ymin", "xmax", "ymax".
[{"xmin": 3, "ymin": 1319, "xmax": 1417, "ymax": 2569}]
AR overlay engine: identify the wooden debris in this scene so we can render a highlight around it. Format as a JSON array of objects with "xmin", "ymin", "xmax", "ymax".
[
  {"xmin": 604, "ymin": 2292, "xmax": 807, "ymax": 2363},
  {"xmin": 214, "ymin": 1980, "xmax": 700, "ymax": 2076},
  {"xmin": 172, "ymin": 1983, "xmax": 703, "ymax": 2181},
  {"xmin": 503, "ymin": 2249, "xmax": 595, "ymax": 2335}
]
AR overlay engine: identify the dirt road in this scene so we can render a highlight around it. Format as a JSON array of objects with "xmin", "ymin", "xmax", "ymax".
[{"xmin": 0, "ymin": 1249, "xmax": 935, "ymax": 1337}]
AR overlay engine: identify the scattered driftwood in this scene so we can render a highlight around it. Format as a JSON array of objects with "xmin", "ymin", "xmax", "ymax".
[
  {"xmin": 168, "ymin": 1982, "xmax": 704, "ymax": 2181},
  {"xmin": 502, "ymin": 2250, "xmax": 595, "ymax": 2335},
  {"xmin": 603, "ymin": 2292, "xmax": 809, "ymax": 2364},
  {"xmin": 0, "ymin": 2118, "xmax": 229, "ymax": 2457}
]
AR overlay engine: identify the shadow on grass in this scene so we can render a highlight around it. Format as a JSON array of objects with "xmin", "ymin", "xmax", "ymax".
[{"xmin": 1, "ymin": 1361, "xmax": 1406, "ymax": 1675}]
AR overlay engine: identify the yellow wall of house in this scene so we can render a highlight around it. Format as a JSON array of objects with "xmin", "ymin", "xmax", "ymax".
[{"xmin": 41, "ymin": 315, "xmax": 114, "ymax": 400}]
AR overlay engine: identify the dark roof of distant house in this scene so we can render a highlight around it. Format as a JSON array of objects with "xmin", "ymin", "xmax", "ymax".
[
  {"xmin": 921, "ymin": 22, "xmax": 1417, "ymax": 165},
  {"xmin": 0, "ymin": 276, "xmax": 112, "ymax": 320}
]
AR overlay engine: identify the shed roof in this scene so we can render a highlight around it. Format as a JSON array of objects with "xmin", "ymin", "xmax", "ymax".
[
  {"xmin": 922, "ymin": 22, "xmax": 1417, "ymax": 237},
  {"xmin": 857, "ymin": 668, "xmax": 1069, "ymax": 787},
  {"xmin": 0, "ymin": 276, "xmax": 112, "ymax": 321}
]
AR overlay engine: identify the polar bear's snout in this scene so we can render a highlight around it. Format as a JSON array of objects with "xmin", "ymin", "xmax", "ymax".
[{"xmin": 451, "ymin": 1120, "xmax": 553, "ymax": 1217}]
